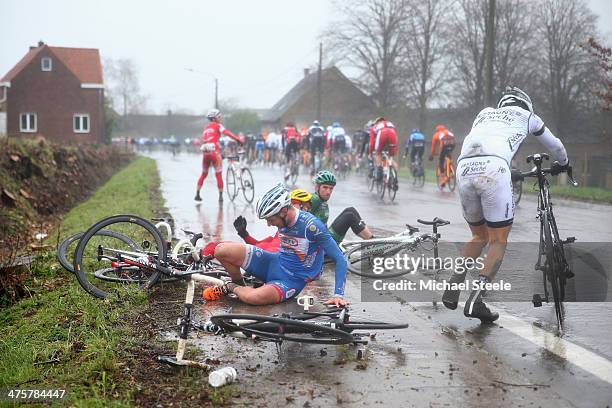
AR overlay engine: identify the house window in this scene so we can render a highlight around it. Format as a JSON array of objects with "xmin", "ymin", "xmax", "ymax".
[
  {"xmin": 74, "ymin": 114, "xmax": 90, "ymax": 133},
  {"xmin": 20, "ymin": 113, "xmax": 37, "ymax": 132},
  {"xmin": 41, "ymin": 57, "xmax": 52, "ymax": 71}
]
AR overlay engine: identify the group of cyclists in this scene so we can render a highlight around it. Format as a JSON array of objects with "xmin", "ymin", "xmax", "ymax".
[{"xmin": 192, "ymin": 85, "xmax": 571, "ymax": 324}]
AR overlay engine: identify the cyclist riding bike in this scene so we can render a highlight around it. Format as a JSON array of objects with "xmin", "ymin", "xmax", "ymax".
[
  {"xmin": 201, "ymin": 189, "xmax": 313, "ymax": 255},
  {"xmin": 308, "ymin": 120, "xmax": 326, "ymax": 174},
  {"xmin": 429, "ymin": 124, "xmax": 455, "ymax": 187},
  {"xmin": 255, "ymin": 133, "xmax": 265, "ymax": 163},
  {"xmin": 407, "ymin": 129, "xmax": 425, "ymax": 164},
  {"xmin": 442, "ymin": 86, "xmax": 570, "ymax": 323},
  {"xmin": 195, "ymin": 109, "xmax": 244, "ymax": 203},
  {"xmin": 368, "ymin": 117, "xmax": 398, "ymax": 181},
  {"xmin": 282, "ymin": 122, "xmax": 301, "ymax": 163},
  {"xmin": 328, "ymin": 122, "xmax": 347, "ymax": 155},
  {"xmin": 310, "ymin": 171, "xmax": 374, "ymax": 243},
  {"xmin": 203, "ymin": 184, "xmax": 349, "ymax": 307}
]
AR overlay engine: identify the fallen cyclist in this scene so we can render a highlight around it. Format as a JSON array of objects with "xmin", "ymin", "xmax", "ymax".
[{"xmin": 202, "ymin": 184, "xmax": 349, "ymax": 307}]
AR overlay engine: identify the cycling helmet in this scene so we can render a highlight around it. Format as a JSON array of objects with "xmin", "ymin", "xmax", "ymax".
[
  {"xmin": 497, "ymin": 86, "xmax": 533, "ymax": 113},
  {"xmin": 332, "ymin": 121, "xmax": 340, "ymax": 127},
  {"xmin": 207, "ymin": 109, "xmax": 222, "ymax": 120},
  {"xmin": 255, "ymin": 183, "xmax": 291, "ymax": 219},
  {"xmin": 374, "ymin": 116, "xmax": 385, "ymax": 124},
  {"xmin": 435, "ymin": 124, "xmax": 446, "ymax": 132},
  {"xmin": 312, "ymin": 120, "xmax": 321, "ymax": 126},
  {"xmin": 286, "ymin": 121, "xmax": 295, "ymax": 127},
  {"xmin": 290, "ymin": 189, "xmax": 312, "ymax": 202},
  {"xmin": 411, "ymin": 128, "xmax": 420, "ymax": 133},
  {"xmin": 365, "ymin": 120, "xmax": 374, "ymax": 128},
  {"xmin": 313, "ymin": 170, "xmax": 337, "ymax": 186}
]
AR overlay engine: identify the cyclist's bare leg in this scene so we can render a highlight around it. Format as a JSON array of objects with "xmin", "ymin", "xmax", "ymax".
[
  {"xmin": 358, "ymin": 226, "xmax": 374, "ymax": 239},
  {"xmin": 480, "ymin": 225, "xmax": 511, "ymax": 281},
  {"xmin": 232, "ymin": 285, "xmax": 282, "ymax": 305},
  {"xmin": 214, "ymin": 242, "xmax": 246, "ymax": 281},
  {"xmin": 463, "ymin": 223, "xmax": 488, "ymax": 259}
]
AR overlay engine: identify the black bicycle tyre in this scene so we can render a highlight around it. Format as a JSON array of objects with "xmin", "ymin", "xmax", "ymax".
[
  {"xmin": 341, "ymin": 320, "xmax": 409, "ymax": 332},
  {"xmin": 387, "ymin": 167, "xmax": 398, "ymax": 202},
  {"xmin": 58, "ymin": 230, "xmax": 138, "ymax": 273},
  {"xmin": 73, "ymin": 215, "xmax": 167, "ymax": 299},
  {"xmin": 447, "ymin": 165, "xmax": 456, "ymax": 192},
  {"xmin": 240, "ymin": 167, "xmax": 255, "ymax": 203},
  {"xmin": 378, "ymin": 171, "xmax": 386, "ymax": 199},
  {"xmin": 368, "ymin": 172, "xmax": 376, "ymax": 192},
  {"xmin": 210, "ymin": 314, "xmax": 355, "ymax": 345},
  {"xmin": 542, "ymin": 211, "xmax": 564, "ymax": 327},
  {"xmin": 226, "ymin": 166, "xmax": 238, "ymax": 202},
  {"xmin": 513, "ymin": 180, "xmax": 523, "ymax": 206},
  {"xmin": 344, "ymin": 242, "xmax": 413, "ymax": 278}
]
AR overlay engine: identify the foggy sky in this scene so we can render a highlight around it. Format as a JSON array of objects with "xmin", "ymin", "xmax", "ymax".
[{"xmin": 1, "ymin": 0, "xmax": 610, "ymax": 115}]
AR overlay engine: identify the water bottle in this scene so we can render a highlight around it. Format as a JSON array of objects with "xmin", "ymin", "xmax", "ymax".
[{"xmin": 208, "ymin": 366, "xmax": 237, "ymax": 387}]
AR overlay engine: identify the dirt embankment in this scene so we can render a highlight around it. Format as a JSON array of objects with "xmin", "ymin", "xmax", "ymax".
[{"xmin": 0, "ymin": 138, "xmax": 133, "ymax": 259}]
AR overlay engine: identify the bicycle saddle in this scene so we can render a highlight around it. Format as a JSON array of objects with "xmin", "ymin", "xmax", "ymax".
[
  {"xmin": 405, "ymin": 224, "xmax": 420, "ymax": 234},
  {"xmin": 417, "ymin": 217, "xmax": 450, "ymax": 226}
]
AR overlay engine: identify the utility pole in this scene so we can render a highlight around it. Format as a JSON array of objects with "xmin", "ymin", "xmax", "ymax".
[
  {"xmin": 214, "ymin": 78, "xmax": 219, "ymax": 109},
  {"xmin": 316, "ymin": 42, "xmax": 322, "ymax": 121},
  {"xmin": 484, "ymin": 0, "xmax": 496, "ymax": 107}
]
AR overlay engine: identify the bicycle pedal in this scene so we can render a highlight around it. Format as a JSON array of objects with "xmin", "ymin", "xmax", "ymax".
[{"xmin": 532, "ymin": 294, "xmax": 543, "ymax": 307}]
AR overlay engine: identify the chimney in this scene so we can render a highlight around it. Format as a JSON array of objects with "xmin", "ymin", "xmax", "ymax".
[
  {"xmin": 31, "ymin": 41, "xmax": 44, "ymax": 50},
  {"xmin": 303, "ymin": 68, "xmax": 310, "ymax": 77}
]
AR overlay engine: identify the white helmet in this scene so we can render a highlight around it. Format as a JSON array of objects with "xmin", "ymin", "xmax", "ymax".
[
  {"xmin": 497, "ymin": 86, "xmax": 533, "ymax": 113},
  {"xmin": 206, "ymin": 109, "xmax": 222, "ymax": 120},
  {"xmin": 255, "ymin": 183, "xmax": 291, "ymax": 219}
]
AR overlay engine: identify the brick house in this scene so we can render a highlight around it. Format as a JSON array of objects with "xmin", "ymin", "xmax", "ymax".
[{"xmin": 0, "ymin": 41, "xmax": 105, "ymax": 143}]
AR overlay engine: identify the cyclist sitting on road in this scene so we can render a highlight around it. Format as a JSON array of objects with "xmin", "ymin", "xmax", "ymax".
[
  {"xmin": 407, "ymin": 129, "xmax": 425, "ymax": 164},
  {"xmin": 308, "ymin": 120, "xmax": 326, "ymax": 174},
  {"xmin": 310, "ymin": 170, "xmax": 374, "ymax": 243},
  {"xmin": 195, "ymin": 109, "xmax": 244, "ymax": 203},
  {"xmin": 442, "ymin": 86, "xmax": 570, "ymax": 323},
  {"xmin": 429, "ymin": 124, "xmax": 455, "ymax": 186},
  {"xmin": 202, "ymin": 184, "xmax": 349, "ymax": 307},
  {"xmin": 368, "ymin": 117, "xmax": 398, "ymax": 181}
]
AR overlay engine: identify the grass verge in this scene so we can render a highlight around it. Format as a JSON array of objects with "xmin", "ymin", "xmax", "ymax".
[{"xmin": 0, "ymin": 156, "xmax": 164, "ymax": 407}]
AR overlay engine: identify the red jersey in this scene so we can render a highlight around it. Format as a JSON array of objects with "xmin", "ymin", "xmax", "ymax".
[
  {"xmin": 244, "ymin": 231, "xmax": 280, "ymax": 252},
  {"xmin": 200, "ymin": 122, "xmax": 241, "ymax": 153},
  {"xmin": 369, "ymin": 120, "xmax": 397, "ymax": 154},
  {"xmin": 282, "ymin": 126, "xmax": 301, "ymax": 145}
]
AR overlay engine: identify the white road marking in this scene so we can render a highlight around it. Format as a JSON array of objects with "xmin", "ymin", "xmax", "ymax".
[{"xmin": 412, "ymin": 301, "xmax": 612, "ymax": 385}]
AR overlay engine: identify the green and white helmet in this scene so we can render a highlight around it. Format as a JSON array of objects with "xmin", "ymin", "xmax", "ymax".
[
  {"xmin": 255, "ymin": 183, "xmax": 291, "ymax": 219},
  {"xmin": 313, "ymin": 170, "xmax": 336, "ymax": 186}
]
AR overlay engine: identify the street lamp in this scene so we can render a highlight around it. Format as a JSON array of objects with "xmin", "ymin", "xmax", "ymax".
[{"xmin": 184, "ymin": 68, "xmax": 219, "ymax": 109}]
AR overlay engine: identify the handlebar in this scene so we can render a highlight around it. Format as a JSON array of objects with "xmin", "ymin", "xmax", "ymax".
[
  {"xmin": 417, "ymin": 217, "xmax": 450, "ymax": 227},
  {"xmin": 512, "ymin": 153, "xmax": 578, "ymax": 187}
]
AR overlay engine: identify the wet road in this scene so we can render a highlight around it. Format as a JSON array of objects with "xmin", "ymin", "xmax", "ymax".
[{"xmin": 147, "ymin": 150, "xmax": 612, "ymax": 407}]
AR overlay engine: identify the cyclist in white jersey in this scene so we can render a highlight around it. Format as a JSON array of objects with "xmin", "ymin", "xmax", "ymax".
[{"xmin": 442, "ymin": 86, "xmax": 570, "ymax": 323}]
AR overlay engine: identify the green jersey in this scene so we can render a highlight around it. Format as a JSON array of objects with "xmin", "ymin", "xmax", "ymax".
[{"xmin": 309, "ymin": 192, "xmax": 329, "ymax": 225}]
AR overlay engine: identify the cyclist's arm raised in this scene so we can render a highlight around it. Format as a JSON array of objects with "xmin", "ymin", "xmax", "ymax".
[
  {"xmin": 529, "ymin": 115, "xmax": 568, "ymax": 165},
  {"xmin": 221, "ymin": 126, "xmax": 244, "ymax": 145}
]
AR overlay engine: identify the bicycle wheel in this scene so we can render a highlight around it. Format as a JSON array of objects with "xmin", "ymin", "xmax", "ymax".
[
  {"xmin": 210, "ymin": 314, "xmax": 355, "ymax": 345},
  {"xmin": 226, "ymin": 166, "xmax": 238, "ymax": 201},
  {"xmin": 58, "ymin": 230, "xmax": 138, "ymax": 273},
  {"xmin": 240, "ymin": 167, "xmax": 255, "ymax": 203},
  {"xmin": 73, "ymin": 215, "xmax": 167, "ymax": 299},
  {"xmin": 513, "ymin": 179, "xmax": 523, "ymax": 206},
  {"xmin": 368, "ymin": 171, "xmax": 375, "ymax": 191},
  {"xmin": 341, "ymin": 320, "xmax": 409, "ymax": 332},
  {"xmin": 447, "ymin": 163, "xmax": 456, "ymax": 192},
  {"xmin": 542, "ymin": 211, "xmax": 564, "ymax": 328},
  {"xmin": 344, "ymin": 241, "xmax": 413, "ymax": 278},
  {"xmin": 387, "ymin": 167, "xmax": 398, "ymax": 202}
]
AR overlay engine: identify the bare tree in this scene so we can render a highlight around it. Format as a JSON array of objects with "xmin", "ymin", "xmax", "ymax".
[
  {"xmin": 581, "ymin": 37, "xmax": 612, "ymax": 112},
  {"xmin": 536, "ymin": 0, "xmax": 600, "ymax": 133},
  {"xmin": 325, "ymin": 0, "xmax": 410, "ymax": 112},
  {"xmin": 402, "ymin": 0, "xmax": 453, "ymax": 128},
  {"xmin": 103, "ymin": 58, "xmax": 149, "ymax": 116}
]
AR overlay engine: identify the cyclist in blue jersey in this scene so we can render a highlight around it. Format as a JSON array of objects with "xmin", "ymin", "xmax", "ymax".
[
  {"xmin": 407, "ymin": 129, "xmax": 425, "ymax": 164},
  {"xmin": 203, "ymin": 183, "xmax": 349, "ymax": 307}
]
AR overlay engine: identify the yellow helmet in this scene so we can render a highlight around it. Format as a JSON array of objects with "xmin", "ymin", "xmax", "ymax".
[{"xmin": 290, "ymin": 189, "xmax": 312, "ymax": 202}]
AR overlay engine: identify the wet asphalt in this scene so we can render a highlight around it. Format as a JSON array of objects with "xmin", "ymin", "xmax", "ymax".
[{"xmin": 146, "ymin": 149, "xmax": 612, "ymax": 407}]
